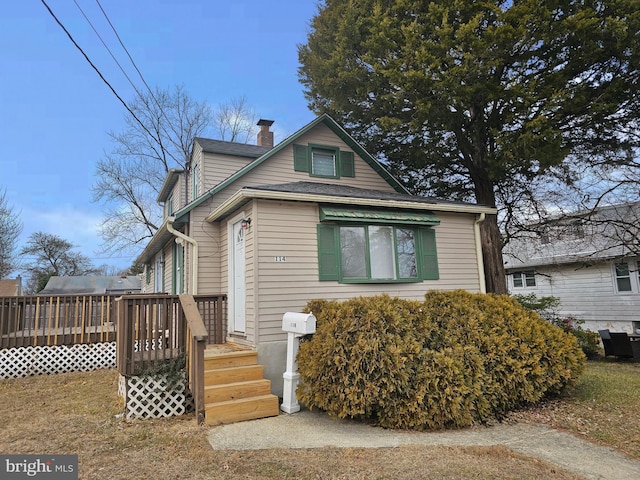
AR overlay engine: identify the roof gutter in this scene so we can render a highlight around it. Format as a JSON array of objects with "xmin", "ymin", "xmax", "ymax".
[
  {"xmin": 167, "ymin": 216, "xmax": 199, "ymax": 294},
  {"xmin": 474, "ymin": 213, "xmax": 487, "ymax": 294}
]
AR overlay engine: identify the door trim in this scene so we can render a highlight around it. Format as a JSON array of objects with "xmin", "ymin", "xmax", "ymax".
[{"xmin": 228, "ymin": 212, "xmax": 247, "ymax": 335}]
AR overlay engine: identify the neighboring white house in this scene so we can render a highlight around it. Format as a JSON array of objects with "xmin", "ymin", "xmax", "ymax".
[{"xmin": 503, "ymin": 202, "xmax": 640, "ymax": 334}]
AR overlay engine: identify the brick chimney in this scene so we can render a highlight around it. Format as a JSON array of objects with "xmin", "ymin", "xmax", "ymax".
[{"xmin": 257, "ymin": 119, "xmax": 274, "ymax": 148}]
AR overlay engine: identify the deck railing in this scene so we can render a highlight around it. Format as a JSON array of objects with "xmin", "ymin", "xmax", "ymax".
[{"xmin": 0, "ymin": 295, "xmax": 117, "ymax": 349}]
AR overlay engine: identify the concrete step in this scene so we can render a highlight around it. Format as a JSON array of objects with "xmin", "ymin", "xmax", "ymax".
[
  {"xmin": 204, "ymin": 394, "xmax": 280, "ymax": 426},
  {"xmin": 205, "ymin": 379, "xmax": 273, "ymax": 404}
]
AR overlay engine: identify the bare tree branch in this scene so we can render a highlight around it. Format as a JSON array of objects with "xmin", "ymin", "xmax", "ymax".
[{"xmin": 0, "ymin": 188, "xmax": 22, "ymax": 279}]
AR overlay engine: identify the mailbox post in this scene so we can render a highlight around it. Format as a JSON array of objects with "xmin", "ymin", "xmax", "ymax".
[{"xmin": 281, "ymin": 312, "xmax": 316, "ymax": 413}]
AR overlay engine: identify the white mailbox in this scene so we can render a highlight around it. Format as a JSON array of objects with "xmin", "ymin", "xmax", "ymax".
[
  {"xmin": 282, "ymin": 312, "xmax": 316, "ymax": 335},
  {"xmin": 281, "ymin": 311, "xmax": 317, "ymax": 414}
]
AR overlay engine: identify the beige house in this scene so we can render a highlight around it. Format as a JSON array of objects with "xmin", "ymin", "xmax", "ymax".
[
  {"xmin": 0, "ymin": 276, "xmax": 22, "ymax": 296},
  {"xmin": 137, "ymin": 114, "xmax": 495, "ymax": 395}
]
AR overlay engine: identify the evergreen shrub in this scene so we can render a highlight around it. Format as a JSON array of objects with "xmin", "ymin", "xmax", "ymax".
[
  {"xmin": 513, "ymin": 293, "xmax": 601, "ymax": 359},
  {"xmin": 297, "ymin": 290, "xmax": 585, "ymax": 430}
]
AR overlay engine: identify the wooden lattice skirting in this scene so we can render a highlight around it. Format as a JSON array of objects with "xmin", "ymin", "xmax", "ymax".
[
  {"xmin": 0, "ymin": 342, "xmax": 116, "ymax": 379},
  {"xmin": 119, "ymin": 373, "xmax": 194, "ymax": 419}
]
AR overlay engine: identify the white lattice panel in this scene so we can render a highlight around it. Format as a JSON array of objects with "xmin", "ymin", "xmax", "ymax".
[
  {"xmin": 0, "ymin": 342, "xmax": 116, "ymax": 379},
  {"xmin": 122, "ymin": 374, "xmax": 187, "ymax": 419},
  {"xmin": 118, "ymin": 374, "xmax": 126, "ymax": 398}
]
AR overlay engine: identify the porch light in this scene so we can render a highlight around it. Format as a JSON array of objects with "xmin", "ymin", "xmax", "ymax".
[{"xmin": 241, "ymin": 218, "xmax": 252, "ymax": 229}]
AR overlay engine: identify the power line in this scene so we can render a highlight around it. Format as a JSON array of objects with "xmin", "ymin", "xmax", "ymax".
[
  {"xmin": 72, "ymin": 0, "xmax": 140, "ymax": 96},
  {"xmin": 94, "ymin": 0, "xmax": 157, "ymax": 102},
  {"xmin": 92, "ymin": 0, "xmax": 185, "ymax": 167},
  {"xmin": 39, "ymin": 0, "xmax": 161, "ymax": 148}
]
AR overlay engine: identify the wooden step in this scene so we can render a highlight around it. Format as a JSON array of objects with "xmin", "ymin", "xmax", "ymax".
[
  {"xmin": 204, "ymin": 350, "xmax": 258, "ymax": 370},
  {"xmin": 205, "ymin": 379, "xmax": 272, "ymax": 404},
  {"xmin": 205, "ymin": 394, "xmax": 280, "ymax": 425},
  {"xmin": 204, "ymin": 364, "xmax": 264, "ymax": 385}
]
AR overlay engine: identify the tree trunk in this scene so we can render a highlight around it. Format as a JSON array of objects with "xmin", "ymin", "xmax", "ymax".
[{"xmin": 480, "ymin": 214, "xmax": 506, "ymax": 294}]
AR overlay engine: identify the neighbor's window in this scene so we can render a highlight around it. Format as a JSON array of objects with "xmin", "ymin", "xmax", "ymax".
[
  {"xmin": 614, "ymin": 262, "xmax": 632, "ymax": 292},
  {"xmin": 512, "ymin": 271, "xmax": 536, "ymax": 288},
  {"xmin": 318, "ymin": 223, "xmax": 434, "ymax": 283}
]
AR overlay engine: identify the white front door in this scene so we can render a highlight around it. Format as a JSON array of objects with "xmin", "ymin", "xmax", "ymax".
[{"xmin": 231, "ymin": 219, "xmax": 246, "ymax": 333}]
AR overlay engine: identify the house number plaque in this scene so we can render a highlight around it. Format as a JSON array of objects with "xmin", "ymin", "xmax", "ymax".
[{"xmin": 275, "ymin": 256, "xmax": 286, "ymax": 262}]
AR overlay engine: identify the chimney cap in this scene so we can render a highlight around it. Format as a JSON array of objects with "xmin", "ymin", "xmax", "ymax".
[{"xmin": 257, "ymin": 119, "xmax": 274, "ymax": 127}]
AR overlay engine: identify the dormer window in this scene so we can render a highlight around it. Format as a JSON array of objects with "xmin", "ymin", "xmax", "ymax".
[
  {"xmin": 311, "ymin": 148, "xmax": 337, "ymax": 177},
  {"xmin": 293, "ymin": 143, "xmax": 354, "ymax": 178}
]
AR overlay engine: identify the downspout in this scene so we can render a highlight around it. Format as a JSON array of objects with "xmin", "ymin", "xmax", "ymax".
[
  {"xmin": 167, "ymin": 216, "xmax": 199, "ymax": 294},
  {"xmin": 474, "ymin": 213, "xmax": 487, "ymax": 294}
]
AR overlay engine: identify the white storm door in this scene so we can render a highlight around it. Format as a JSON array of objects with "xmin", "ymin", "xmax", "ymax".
[{"xmin": 231, "ymin": 220, "xmax": 246, "ymax": 333}]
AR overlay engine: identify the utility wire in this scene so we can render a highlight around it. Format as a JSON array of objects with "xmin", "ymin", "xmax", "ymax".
[
  {"xmin": 94, "ymin": 0, "xmax": 157, "ymax": 102},
  {"xmin": 72, "ymin": 0, "xmax": 141, "ymax": 96},
  {"xmin": 39, "ymin": 0, "xmax": 161, "ymax": 148},
  {"xmin": 93, "ymin": 0, "xmax": 187, "ymax": 168}
]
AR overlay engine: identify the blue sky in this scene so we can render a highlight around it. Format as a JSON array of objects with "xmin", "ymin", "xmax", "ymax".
[{"xmin": 0, "ymin": 0, "xmax": 318, "ymax": 275}]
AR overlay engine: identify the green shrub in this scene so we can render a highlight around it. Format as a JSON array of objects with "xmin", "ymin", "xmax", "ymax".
[
  {"xmin": 512, "ymin": 293, "xmax": 601, "ymax": 359},
  {"xmin": 297, "ymin": 290, "xmax": 585, "ymax": 430}
]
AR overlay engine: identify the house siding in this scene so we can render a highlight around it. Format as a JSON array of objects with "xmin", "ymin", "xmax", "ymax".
[
  {"xmin": 187, "ymin": 208, "xmax": 223, "ymax": 294},
  {"xmin": 163, "ymin": 243, "xmax": 173, "ymax": 294},
  {"xmin": 252, "ymin": 200, "xmax": 482, "ymax": 344},
  {"xmin": 202, "ymin": 152, "xmax": 255, "ymax": 191},
  {"xmin": 507, "ymin": 261, "xmax": 640, "ymax": 333}
]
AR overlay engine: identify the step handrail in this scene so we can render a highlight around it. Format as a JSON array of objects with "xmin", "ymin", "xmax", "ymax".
[{"xmin": 179, "ymin": 294, "xmax": 207, "ymax": 424}]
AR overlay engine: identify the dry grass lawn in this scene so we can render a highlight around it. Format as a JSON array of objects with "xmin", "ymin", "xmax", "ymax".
[
  {"xmin": 508, "ymin": 358, "xmax": 640, "ymax": 460},
  {"xmin": 0, "ymin": 369, "xmax": 587, "ymax": 480}
]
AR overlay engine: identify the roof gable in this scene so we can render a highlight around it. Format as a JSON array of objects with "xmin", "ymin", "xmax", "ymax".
[{"xmin": 173, "ymin": 114, "xmax": 408, "ymax": 221}]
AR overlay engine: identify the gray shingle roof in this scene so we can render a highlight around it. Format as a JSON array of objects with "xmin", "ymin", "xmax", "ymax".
[
  {"xmin": 39, "ymin": 276, "xmax": 142, "ymax": 295},
  {"xmin": 503, "ymin": 202, "xmax": 640, "ymax": 269},
  {"xmin": 195, "ymin": 138, "xmax": 272, "ymax": 158},
  {"xmin": 246, "ymin": 181, "xmax": 482, "ymax": 207}
]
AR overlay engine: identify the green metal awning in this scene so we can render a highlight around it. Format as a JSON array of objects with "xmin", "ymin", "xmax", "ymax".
[{"xmin": 319, "ymin": 206, "xmax": 440, "ymax": 225}]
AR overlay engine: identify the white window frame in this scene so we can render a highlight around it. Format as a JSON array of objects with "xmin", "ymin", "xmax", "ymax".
[
  {"xmin": 311, "ymin": 148, "xmax": 337, "ymax": 177},
  {"xmin": 512, "ymin": 270, "xmax": 536, "ymax": 288},
  {"xmin": 613, "ymin": 260, "xmax": 636, "ymax": 294}
]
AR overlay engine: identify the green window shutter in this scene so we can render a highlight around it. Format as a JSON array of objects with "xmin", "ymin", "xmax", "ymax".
[
  {"xmin": 293, "ymin": 144, "xmax": 309, "ymax": 172},
  {"xmin": 419, "ymin": 228, "xmax": 439, "ymax": 280},
  {"xmin": 317, "ymin": 224, "xmax": 339, "ymax": 281},
  {"xmin": 340, "ymin": 151, "xmax": 355, "ymax": 177}
]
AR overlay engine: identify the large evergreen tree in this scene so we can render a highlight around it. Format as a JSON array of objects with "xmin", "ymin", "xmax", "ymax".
[{"xmin": 299, "ymin": 0, "xmax": 640, "ymax": 293}]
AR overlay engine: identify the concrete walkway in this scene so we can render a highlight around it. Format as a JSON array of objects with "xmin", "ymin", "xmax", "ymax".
[{"xmin": 208, "ymin": 409, "xmax": 640, "ymax": 480}]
